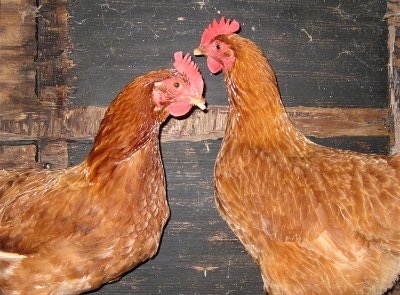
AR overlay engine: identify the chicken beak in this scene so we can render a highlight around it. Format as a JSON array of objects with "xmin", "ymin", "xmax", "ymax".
[
  {"xmin": 193, "ymin": 47, "xmax": 204, "ymax": 56},
  {"xmin": 191, "ymin": 95, "xmax": 207, "ymax": 111}
]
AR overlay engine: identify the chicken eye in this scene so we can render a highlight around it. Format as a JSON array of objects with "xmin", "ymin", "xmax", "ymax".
[
  {"xmin": 173, "ymin": 82, "xmax": 180, "ymax": 88},
  {"xmin": 215, "ymin": 43, "xmax": 221, "ymax": 50}
]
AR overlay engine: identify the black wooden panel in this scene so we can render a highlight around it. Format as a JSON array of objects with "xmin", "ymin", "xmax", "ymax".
[
  {"xmin": 310, "ymin": 135, "xmax": 390, "ymax": 155},
  {"xmin": 69, "ymin": 139, "xmax": 263, "ymax": 294},
  {"xmin": 68, "ymin": 0, "xmax": 387, "ymax": 108},
  {"xmin": 67, "ymin": 139, "xmax": 93, "ymax": 166},
  {"xmin": 57, "ymin": 136, "xmax": 389, "ymax": 294}
]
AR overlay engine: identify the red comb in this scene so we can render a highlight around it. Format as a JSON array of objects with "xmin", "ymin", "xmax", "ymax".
[
  {"xmin": 173, "ymin": 51, "xmax": 204, "ymax": 96},
  {"xmin": 200, "ymin": 16, "xmax": 240, "ymax": 44}
]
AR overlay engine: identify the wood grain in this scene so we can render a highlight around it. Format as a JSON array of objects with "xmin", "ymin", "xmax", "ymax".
[
  {"xmin": 1, "ymin": 104, "xmax": 390, "ymax": 169},
  {"xmin": 0, "ymin": 144, "xmax": 37, "ymax": 169},
  {"xmin": 35, "ymin": 0, "xmax": 72, "ymax": 104},
  {"xmin": 387, "ymin": 0, "xmax": 400, "ymax": 153},
  {"xmin": 0, "ymin": 105, "xmax": 390, "ymax": 142},
  {"xmin": 65, "ymin": 139, "xmax": 396, "ymax": 294},
  {"xmin": 0, "ymin": 0, "xmax": 36, "ymax": 104},
  {"xmin": 67, "ymin": 1, "xmax": 388, "ymax": 108}
]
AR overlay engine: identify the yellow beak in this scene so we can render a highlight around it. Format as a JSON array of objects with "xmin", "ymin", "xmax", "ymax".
[
  {"xmin": 193, "ymin": 47, "xmax": 204, "ymax": 56},
  {"xmin": 190, "ymin": 95, "xmax": 207, "ymax": 111}
]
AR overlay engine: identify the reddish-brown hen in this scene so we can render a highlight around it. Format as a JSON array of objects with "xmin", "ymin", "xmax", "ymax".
[
  {"xmin": 0, "ymin": 52, "xmax": 206, "ymax": 295},
  {"xmin": 195, "ymin": 17, "xmax": 400, "ymax": 294}
]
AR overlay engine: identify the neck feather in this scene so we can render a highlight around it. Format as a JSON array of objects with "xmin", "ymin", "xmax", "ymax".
[
  {"xmin": 86, "ymin": 70, "xmax": 170, "ymax": 181},
  {"xmin": 223, "ymin": 35, "xmax": 308, "ymax": 152}
]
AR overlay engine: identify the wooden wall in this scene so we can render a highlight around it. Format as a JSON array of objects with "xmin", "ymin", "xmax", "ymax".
[
  {"xmin": 0, "ymin": 0, "xmax": 36, "ymax": 105},
  {"xmin": 1, "ymin": 0, "xmax": 399, "ymax": 294},
  {"xmin": 387, "ymin": 0, "xmax": 400, "ymax": 153},
  {"xmin": 0, "ymin": 0, "xmax": 392, "ymax": 167}
]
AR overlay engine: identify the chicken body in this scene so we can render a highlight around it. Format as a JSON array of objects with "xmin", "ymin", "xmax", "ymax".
[
  {"xmin": 0, "ymin": 53, "xmax": 205, "ymax": 294},
  {"xmin": 0, "ymin": 140, "xmax": 167, "ymax": 294},
  {"xmin": 195, "ymin": 18, "xmax": 400, "ymax": 294}
]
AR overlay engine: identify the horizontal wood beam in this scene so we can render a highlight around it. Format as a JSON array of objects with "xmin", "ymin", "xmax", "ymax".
[
  {"xmin": 0, "ymin": 105, "xmax": 390, "ymax": 143},
  {"xmin": 162, "ymin": 106, "xmax": 390, "ymax": 141}
]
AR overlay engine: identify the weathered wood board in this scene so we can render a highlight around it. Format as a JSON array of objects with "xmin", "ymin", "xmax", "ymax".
[
  {"xmin": 0, "ymin": 0, "xmax": 36, "ymax": 104},
  {"xmin": 0, "ymin": 0, "xmax": 393, "ymax": 157},
  {"xmin": 0, "ymin": 105, "xmax": 391, "ymax": 169},
  {"xmin": 69, "ymin": 138, "xmax": 394, "ymax": 294},
  {"xmin": 67, "ymin": 140, "xmax": 264, "ymax": 294},
  {"xmin": 387, "ymin": 0, "xmax": 400, "ymax": 152},
  {"xmin": 1, "ymin": 0, "xmax": 399, "ymax": 294},
  {"xmin": 67, "ymin": 0, "xmax": 388, "ymax": 108}
]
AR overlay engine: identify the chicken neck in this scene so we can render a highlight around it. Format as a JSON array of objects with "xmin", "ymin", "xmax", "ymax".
[
  {"xmin": 86, "ymin": 74, "xmax": 165, "ymax": 182},
  {"xmin": 224, "ymin": 35, "xmax": 309, "ymax": 155}
]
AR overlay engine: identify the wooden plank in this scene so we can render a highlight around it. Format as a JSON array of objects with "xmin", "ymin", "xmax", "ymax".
[
  {"xmin": 0, "ymin": 105, "xmax": 390, "ymax": 142},
  {"xmin": 55, "ymin": 139, "xmax": 262, "ymax": 294},
  {"xmin": 62, "ymin": 139, "xmax": 394, "ymax": 294},
  {"xmin": 1, "ymin": 103, "xmax": 391, "ymax": 169},
  {"xmin": 286, "ymin": 106, "xmax": 389, "ymax": 138},
  {"xmin": 0, "ymin": 137, "xmax": 394, "ymax": 294},
  {"xmin": 0, "ymin": 144, "xmax": 37, "ymax": 168},
  {"xmin": 36, "ymin": 0, "xmax": 72, "ymax": 104},
  {"xmin": 386, "ymin": 1, "xmax": 400, "ymax": 153},
  {"xmin": 67, "ymin": 1, "xmax": 387, "ymax": 109},
  {"xmin": 38, "ymin": 141, "xmax": 68, "ymax": 168},
  {"xmin": 310, "ymin": 136, "xmax": 390, "ymax": 155},
  {"xmin": 0, "ymin": 0, "xmax": 37, "ymax": 104}
]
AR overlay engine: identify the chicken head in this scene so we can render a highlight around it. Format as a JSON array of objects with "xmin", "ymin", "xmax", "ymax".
[
  {"xmin": 194, "ymin": 17, "xmax": 240, "ymax": 73},
  {"xmin": 153, "ymin": 52, "xmax": 206, "ymax": 117}
]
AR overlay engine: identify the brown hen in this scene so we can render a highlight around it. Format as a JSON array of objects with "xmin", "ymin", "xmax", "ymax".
[
  {"xmin": 0, "ymin": 52, "xmax": 206, "ymax": 295},
  {"xmin": 194, "ymin": 17, "xmax": 400, "ymax": 294}
]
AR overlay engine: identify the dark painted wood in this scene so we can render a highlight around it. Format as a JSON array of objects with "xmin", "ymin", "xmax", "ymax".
[
  {"xmin": 387, "ymin": 1, "xmax": 400, "ymax": 152},
  {"xmin": 310, "ymin": 135, "xmax": 391, "ymax": 155},
  {"xmin": 68, "ymin": 0, "xmax": 387, "ymax": 108},
  {"xmin": 36, "ymin": 0, "xmax": 71, "ymax": 104},
  {"xmin": 62, "ymin": 137, "xmax": 392, "ymax": 294}
]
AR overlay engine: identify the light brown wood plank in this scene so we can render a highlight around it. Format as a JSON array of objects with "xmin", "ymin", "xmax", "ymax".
[
  {"xmin": 0, "ymin": 105, "xmax": 389, "ymax": 142},
  {"xmin": 38, "ymin": 141, "xmax": 68, "ymax": 168},
  {"xmin": 0, "ymin": 144, "xmax": 37, "ymax": 168},
  {"xmin": 386, "ymin": 1, "xmax": 400, "ymax": 153},
  {"xmin": 0, "ymin": 0, "xmax": 37, "ymax": 104}
]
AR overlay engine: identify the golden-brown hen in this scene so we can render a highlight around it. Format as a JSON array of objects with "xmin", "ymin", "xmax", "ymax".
[
  {"xmin": 195, "ymin": 17, "xmax": 400, "ymax": 294},
  {"xmin": 0, "ymin": 52, "xmax": 206, "ymax": 295}
]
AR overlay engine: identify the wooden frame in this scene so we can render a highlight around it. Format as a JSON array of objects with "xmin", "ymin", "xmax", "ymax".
[{"xmin": 387, "ymin": 0, "xmax": 400, "ymax": 153}]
